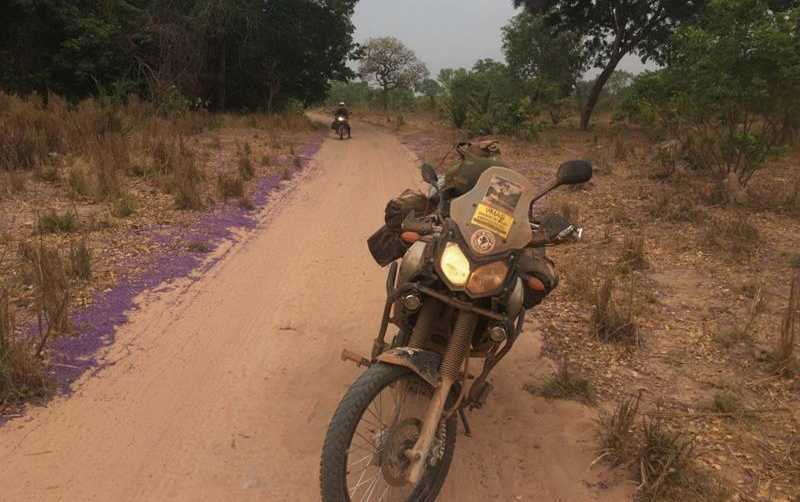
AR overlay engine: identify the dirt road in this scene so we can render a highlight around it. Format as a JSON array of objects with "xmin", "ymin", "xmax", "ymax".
[{"xmin": 0, "ymin": 124, "xmax": 631, "ymax": 502}]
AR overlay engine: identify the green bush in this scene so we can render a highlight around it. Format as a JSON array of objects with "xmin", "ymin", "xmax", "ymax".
[{"xmin": 616, "ymin": 0, "xmax": 800, "ymax": 188}]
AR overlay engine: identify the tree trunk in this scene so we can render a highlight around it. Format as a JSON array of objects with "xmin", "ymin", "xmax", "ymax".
[
  {"xmin": 382, "ymin": 87, "xmax": 389, "ymax": 110},
  {"xmin": 580, "ymin": 53, "xmax": 624, "ymax": 130},
  {"xmin": 267, "ymin": 80, "xmax": 280, "ymax": 114},
  {"xmin": 215, "ymin": 33, "xmax": 227, "ymax": 111}
]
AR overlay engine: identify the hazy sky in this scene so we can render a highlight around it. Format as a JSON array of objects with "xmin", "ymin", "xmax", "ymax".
[{"xmin": 352, "ymin": 0, "xmax": 653, "ymax": 79}]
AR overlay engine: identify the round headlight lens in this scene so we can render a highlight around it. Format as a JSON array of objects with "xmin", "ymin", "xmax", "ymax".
[
  {"xmin": 467, "ymin": 261, "xmax": 509, "ymax": 295},
  {"xmin": 440, "ymin": 242, "xmax": 470, "ymax": 286}
]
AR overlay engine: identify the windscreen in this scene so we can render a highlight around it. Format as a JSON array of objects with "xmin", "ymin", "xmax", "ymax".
[{"xmin": 449, "ymin": 166, "xmax": 535, "ymax": 257}]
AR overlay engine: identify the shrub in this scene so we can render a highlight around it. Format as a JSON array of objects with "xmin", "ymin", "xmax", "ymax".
[
  {"xmin": 187, "ymin": 241, "xmax": 211, "ymax": 253},
  {"xmin": 711, "ymin": 391, "xmax": 745, "ymax": 417},
  {"xmin": 616, "ymin": 1, "xmax": 800, "ymax": 192},
  {"xmin": 238, "ymin": 151, "xmax": 255, "ymax": 180},
  {"xmin": 591, "ymin": 276, "xmax": 640, "ymax": 346},
  {"xmin": 112, "ymin": 192, "xmax": 137, "ymax": 218},
  {"xmin": 217, "ymin": 174, "xmax": 244, "ymax": 199},
  {"xmin": 617, "ymin": 234, "xmax": 648, "ymax": 274},
  {"xmin": 18, "ymin": 241, "xmax": 71, "ymax": 338},
  {"xmin": 562, "ymin": 256, "xmax": 597, "ymax": 303},
  {"xmin": 0, "ymin": 289, "xmax": 51, "ymax": 406},
  {"xmin": 69, "ymin": 240, "xmax": 92, "ymax": 281},
  {"xmin": 171, "ymin": 151, "xmax": 205, "ymax": 210},
  {"xmin": 37, "ymin": 209, "xmax": 79, "ymax": 234},
  {"xmin": 2, "ymin": 171, "xmax": 26, "ymax": 196},
  {"xmin": 91, "ymin": 136, "xmax": 128, "ymax": 200},
  {"xmin": 67, "ymin": 167, "xmax": 91, "ymax": 198},
  {"xmin": 239, "ymin": 196, "xmax": 255, "ymax": 210}
]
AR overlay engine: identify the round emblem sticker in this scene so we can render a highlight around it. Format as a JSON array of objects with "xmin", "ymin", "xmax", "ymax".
[{"xmin": 470, "ymin": 229, "xmax": 496, "ymax": 254}]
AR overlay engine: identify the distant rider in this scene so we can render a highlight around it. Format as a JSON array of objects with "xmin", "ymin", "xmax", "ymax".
[{"xmin": 332, "ymin": 102, "xmax": 351, "ymax": 138}]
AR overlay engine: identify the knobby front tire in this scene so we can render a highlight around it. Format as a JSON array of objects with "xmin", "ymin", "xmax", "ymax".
[{"xmin": 320, "ymin": 363, "xmax": 456, "ymax": 502}]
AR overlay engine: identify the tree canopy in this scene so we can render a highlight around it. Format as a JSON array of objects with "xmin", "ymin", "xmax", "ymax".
[
  {"xmin": 358, "ymin": 37, "xmax": 429, "ymax": 108},
  {"xmin": 515, "ymin": 0, "xmax": 707, "ymax": 129},
  {"xmin": 0, "ymin": 0, "xmax": 359, "ymax": 111}
]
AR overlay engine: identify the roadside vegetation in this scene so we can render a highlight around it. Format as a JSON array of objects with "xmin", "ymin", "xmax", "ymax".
[{"xmin": 0, "ymin": 0, "xmax": 346, "ymax": 414}]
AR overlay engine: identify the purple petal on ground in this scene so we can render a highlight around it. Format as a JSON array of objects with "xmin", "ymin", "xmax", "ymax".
[{"xmin": 2, "ymin": 131, "xmax": 326, "ymax": 425}]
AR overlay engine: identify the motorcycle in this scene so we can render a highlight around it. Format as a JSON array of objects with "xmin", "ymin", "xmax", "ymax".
[
  {"xmin": 334, "ymin": 115, "xmax": 351, "ymax": 140},
  {"xmin": 320, "ymin": 159, "xmax": 592, "ymax": 501}
]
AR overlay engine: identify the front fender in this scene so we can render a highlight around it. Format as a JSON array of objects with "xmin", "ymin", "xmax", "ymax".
[{"xmin": 376, "ymin": 348, "xmax": 441, "ymax": 388}]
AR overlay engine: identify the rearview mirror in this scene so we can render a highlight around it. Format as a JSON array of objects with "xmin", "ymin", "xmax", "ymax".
[
  {"xmin": 556, "ymin": 160, "xmax": 592, "ymax": 186},
  {"xmin": 420, "ymin": 163, "xmax": 438, "ymax": 186}
]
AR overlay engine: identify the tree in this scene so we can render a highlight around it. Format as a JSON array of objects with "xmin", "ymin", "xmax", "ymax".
[
  {"xmin": 417, "ymin": 78, "xmax": 441, "ymax": 108},
  {"xmin": 502, "ymin": 11, "xmax": 586, "ymax": 97},
  {"xmin": 616, "ymin": 0, "xmax": 800, "ymax": 195},
  {"xmin": 358, "ymin": 37, "xmax": 429, "ymax": 109},
  {"xmin": 0, "ymin": 0, "xmax": 358, "ymax": 111},
  {"xmin": 439, "ymin": 60, "xmax": 540, "ymax": 137},
  {"xmin": 502, "ymin": 11, "xmax": 587, "ymax": 124},
  {"xmin": 515, "ymin": 0, "xmax": 706, "ymax": 130}
]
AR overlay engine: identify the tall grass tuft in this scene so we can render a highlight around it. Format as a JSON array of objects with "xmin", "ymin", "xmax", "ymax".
[{"xmin": 0, "ymin": 289, "xmax": 51, "ymax": 406}]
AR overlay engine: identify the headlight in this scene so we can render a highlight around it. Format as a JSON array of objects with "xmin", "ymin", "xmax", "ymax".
[
  {"xmin": 440, "ymin": 242, "xmax": 470, "ymax": 286},
  {"xmin": 467, "ymin": 261, "xmax": 508, "ymax": 295},
  {"xmin": 337, "ymin": 117, "xmax": 345, "ymax": 122}
]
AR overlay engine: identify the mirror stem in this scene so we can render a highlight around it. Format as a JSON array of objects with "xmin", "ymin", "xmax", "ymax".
[{"xmin": 528, "ymin": 180, "xmax": 560, "ymax": 215}]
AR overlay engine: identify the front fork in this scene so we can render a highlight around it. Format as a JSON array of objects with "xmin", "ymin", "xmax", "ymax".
[{"xmin": 405, "ymin": 309, "xmax": 477, "ymax": 485}]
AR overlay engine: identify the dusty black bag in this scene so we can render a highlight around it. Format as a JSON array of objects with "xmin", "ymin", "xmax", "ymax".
[
  {"xmin": 367, "ymin": 224, "xmax": 408, "ymax": 267},
  {"xmin": 385, "ymin": 189, "xmax": 432, "ymax": 231}
]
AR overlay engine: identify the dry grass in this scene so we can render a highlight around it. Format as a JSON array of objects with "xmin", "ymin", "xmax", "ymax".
[
  {"xmin": 238, "ymin": 149, "xmax": 255, "ymax": 181},
  {"xmin": 617, "ymin": 234, "xmax": 649, "ymax": 274},
  {"xmin": 647, "ymin": 190, "xmax": 705, "ymax": 224},
  {"xmin": 112, "ymin": 192, "xmax": 138, "ymax": 218},
  {"xmin": 591, "ymin": 276, "xmax": 641, "ymax": 346},
  {"xmin": 170, "ymin": 149, "xmax": 205, "ymax": 210},
  {"xmin": 558, "ymin": 202, "xmax": 580, "ymax": 223},
  {"xmin": 637, "ymin": 417, "xmax": 696, "ymax": 501},
  {"xmin": 1, "ymin": 171, "xmax": 27, "ymax": 197},
  {"xmin": 18, "ymin": 241, "xmax": 71, "ymax": 339},
  {"xmin": 0, "ymin": 289, "xmax": 51, "ymax": 407},
  {"xmin": 702, "ymin": 215, "xmax": 760, "ymax": 257},
  {"xmin": 67, "ymin": 166, "xmax": 91, "ymax": 198},
  {"xmin": 709, "ymin": 390, "xmax": 753, "ymax": 421},
  {"xmin": 187, "ymin": 241, "xmax": 212, "ymax": 253},
  {"xmin": 239, "ymin": 196, "xmax": 255, "ymax": 211},
  {"xmin": 595, "ymin": 394, "xmax": 732, "ymax": 502},
  {"xmin": 714, "ymin": 286, "xmax": 765, "ymax": 350},
  {"xmin": 772, "ymin": 273, "xmax": 799, "ymax": 375},
  {"xmin": 37, "ymin": 209, "xmax": 79, "ymax": 234},
  {"xmin": 69, "ymin": 240, "xmax": 92, "ymax": 281},
  {"xmin": 562, "ymin": 255, "xmax": 598, "ymax": 303},
  {"xmin": 216, "ymin": 174, "xmax": 244, "ymax": 199},
  {"xmin": 526, "ymin": 359, "xmax": 595, "ymax": 404},
  {"xmin": 597, "ymin": 392, "xmax": 642, "ymax": 466}
]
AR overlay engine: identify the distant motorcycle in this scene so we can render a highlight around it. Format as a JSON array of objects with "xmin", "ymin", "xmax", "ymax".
[
  {"xmin": 320, "ymin": 159, "xmax": 592, "ymax": 501},
  {"xmin": 334, "ymin": 115, "xmax": 351, "ymax": 140}
]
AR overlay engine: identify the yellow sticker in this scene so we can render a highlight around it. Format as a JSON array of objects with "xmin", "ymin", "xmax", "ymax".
[{"xmin": 471, "ymin": 203, "xmax": 514, "ymax": 239}]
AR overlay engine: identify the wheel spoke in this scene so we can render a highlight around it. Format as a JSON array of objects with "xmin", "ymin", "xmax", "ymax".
[{"xmin": 344, "ymin": 372, "xmax": 441, "ymax": 502}]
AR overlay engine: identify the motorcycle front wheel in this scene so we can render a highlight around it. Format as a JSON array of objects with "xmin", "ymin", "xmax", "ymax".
[{"xmin": 320, "ymin": 363, "xmax": 456, "ymax": 502}]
